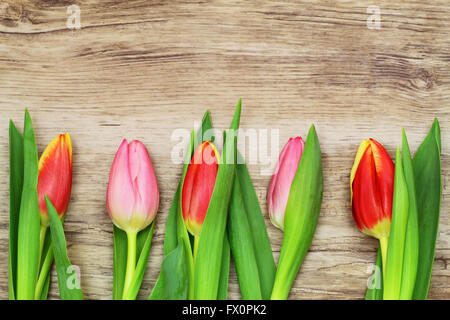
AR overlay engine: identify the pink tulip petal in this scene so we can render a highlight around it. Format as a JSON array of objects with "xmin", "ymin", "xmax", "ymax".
[
  {"xmin": 106, "ymin": 139, "xmax": 136, "ymax": 227},
  {"xmin": 267, "ymin": 137, "xmax": 304, "ymax": 230}
]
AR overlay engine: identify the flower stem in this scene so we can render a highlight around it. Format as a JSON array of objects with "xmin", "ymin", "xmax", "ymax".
[
  {"xmin": 34, "ymin": 244, "xmax": 54, "ymax": 300},
  {"xmin": 193, "ymin": 235, "xmax": 200, "ymax": 266},
  {"xmin": 38, "ymin": 225, "xmax": 47, "ymax": 267},
  {"xmin": 122, "ymin": 231, "xmax": 137, "ymax": 300},
  {"xmin": 379, "ymin": 236, "xmax": 388, "ymax": 279}
]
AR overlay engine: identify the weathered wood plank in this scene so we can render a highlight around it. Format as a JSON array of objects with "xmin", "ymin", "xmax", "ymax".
[{"xmin": 0, "ymin": 0, "xmax": 448, "ymax": 299}]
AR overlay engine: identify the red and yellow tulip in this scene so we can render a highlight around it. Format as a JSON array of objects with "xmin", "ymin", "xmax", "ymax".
[
  {"xmin": 350, "ymin": 138, "xmax": 394, "ymax": 272},
  {"xmin": 37, "ymin": 134, "xmax": 73, "ymax": 227},
  {"xmin": 182, "ymin": 141, "xmax": 219, "ymax": 237}
]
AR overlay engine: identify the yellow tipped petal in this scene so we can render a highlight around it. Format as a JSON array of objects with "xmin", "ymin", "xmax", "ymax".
[{"xmin": 350, "ymin": 139, "xmax": 370, "ymax": 198}]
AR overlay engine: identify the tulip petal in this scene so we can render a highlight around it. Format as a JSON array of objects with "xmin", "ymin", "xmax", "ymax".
[
  {"xmin": 369, "ymin": 139, "xmax": 395, "ymax": 221},
  {"xmin": 267, "ymin": 137, "xmax": 304, "ymax": 230},
  {"xmin": 107, "ymin": 139, "xmax": 136, "ymax": 229},
  {"xmin": 350, "ymin": 139, "xmax": 370, "ymax": 199},
  {"xmin": 128, "ymin": 140, "xmax": 159, "ymax": 230}
]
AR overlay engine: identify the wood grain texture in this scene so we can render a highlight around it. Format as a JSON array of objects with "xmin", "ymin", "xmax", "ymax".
[{"xmin": 0, "ymin": 0, "xmax": 448, "ymax": 300}]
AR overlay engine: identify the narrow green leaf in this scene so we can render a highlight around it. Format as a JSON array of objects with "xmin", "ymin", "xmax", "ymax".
[
  {"xmin": 271, "ymin": 124, "xmax": 323, "ymax": 300},
  {"xmin": 197, "ymin": 110, "xmax": 215, "ymax": 144},
  {"xmin": 35, "ymin": 230, "xmax": 53, "ymax": 300},
  {"xmin": 16, "ymin": 109, "xmax": 40, "ymax": 300},
  {"xmin": 9, "ymin": 120, "xmax": 24, "ymax": 300},
  {"xmin": 149, "ymin": 240, "xmax": 188, "ymax": 300},
  {"xmin": 236, "ymin": 152, "xmax": 276, "ymax": 299},
  {"xmin": 365, "ymin": 249, "xmax": 383, "ymax": 300},
  {"xmin": 384, "ymin": 148, "xmax": 409, "ymax": 300},
  {"xmin": 412, "ymin": 119, "xmax": 442, "ymax": 299},
  {"xmin": 228, "ymin": 178, "xmax": 262, "ymax": 299},
  {"xmin": 399, "ymin": 130, "xmax": 419, "ymax": 300},
  {"xmin": 113, "ymin": 225, "xmax": 127, "ymax": 300},
  {"xmin": 217, "ymin": 234, "xmax": 230, "ymax": 300},
  {"xmin": 178, "ymin": 131, "xmax": 196, "ymax": 299},
  {"xmin": 38, "ymin": 268, "xmax": 51, "ymax": 300},
  {"xmin": 194, "ymin": 100, "xmax": 241, "ymax": 299},
  {"xmin": 123, "ymin": 222, "xmax": 155, "ymax": 300},
  {"xmin": 163, "ymin": 186, "xmax": 181, "ymax": 256},
  {"xmin": 46, "ymin": 196, "xmax": 83, "ymax": 300}
]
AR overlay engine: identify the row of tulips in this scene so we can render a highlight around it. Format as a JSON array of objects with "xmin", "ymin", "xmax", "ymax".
[{"xmin": 8, "ymin": 105, "xmax": 442, "ymax": 300}]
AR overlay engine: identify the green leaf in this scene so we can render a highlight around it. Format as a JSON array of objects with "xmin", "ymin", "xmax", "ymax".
[
  {"xmin": 123, "ymin": 222, "xmax": 155, "ymax": 300},
  {"xmin": 46, "ymin": 196, "xmax": 83, "ymax": 300},
  {"xmin": 228, "ymin": 177, "xmax": 262, "ymax": 299},
  {"xmin": 35, "ymin": 229, "xmax": 54, "ymax": 300},
  {"xmin": 217, "ymin": 234, "xmax": 230, "ymax": 300},
  {"xmin": 194, "ymin": 100, "xmax": 241, "ymax": 300},
  {"xmin": 37, "ymin": 246, "xmax": 53, "ymax": 300},
  {"xmin": 16, "ymin": 109, "xmax": 40, "ymax": 300},
  {"xmin": 197, "ymin": 110, "xmax": 215, "ymax": 144},
  {"xmin": 149, "ymin": 240, "xmax": 188, "ymax": 300},
  {"xmin": 271, "ymin": 124, "xmax": 323, "ymax": 300},
  {"xmin": 9, "ymin": 120, "xmax": 24, "ymax": 300},
  {"xmin": 412, "ymin": 119, "xmax": 442, "ymax": 299},
  {"xmin": 113, "ymin": 225, "xmax": 127, "ymax": 300},
  {"xmin": 384, "ymin": 148, "xmax": 409, "ymax": 300},
  {"xmin": 38, "ymin": 268, "xmax": 51, "ymax": 300},
  {"xmin": 399, "ymin": 130, "xmax": 419, "ymax": 300},
  {"xmin": 163, "ymin": 186, "xmax": 181, "ymax": 256},
  {"xmin": 236, "ymin": 152, "xmax": 276, "ymax": 299},
  {"xmin": 365, "ymin": 249, "xmax": 383, "ymax": 300}
]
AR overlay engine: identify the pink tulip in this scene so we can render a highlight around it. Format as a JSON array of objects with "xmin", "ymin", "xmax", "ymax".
[
  {"xmin": 106, "ymin": 139, "xmax": 159, "ymax": 233},
  {"xmin": 267, "ymin": 137, "xmax": 305, "ymax": 230}
]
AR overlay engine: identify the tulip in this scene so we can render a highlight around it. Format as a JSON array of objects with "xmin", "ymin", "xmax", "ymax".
[
  {"xmin": 106, "ymin": 139, "xmax": 159, "ymax": 299},
  {"xmin": 107, "ymin": 139, "xmax": 159, "ymax": 233},
  {"xmin": 34, "ymin": 134, "xmax": 73, "ymax": 299},
  {"xmin": 350, "ymin": 138, "xmax": 394, "ymax": 275},
  {"xmin": 37, "ymin": 134, "xmax": 73, "ymax": 259},
  {"xmin": 182, "ymin": 141, "xmax": 219, "ymax": 260},
  {"xmin": 37, "ymin": 134, "xmax": 73, "ymax": 227},
  {"xmin": 270, "ymin": 125, "xmax": 323, "ymax": 300},
  {"xmin": 267, "ymin": 137, "xmax": 305, "ymax": 231}
]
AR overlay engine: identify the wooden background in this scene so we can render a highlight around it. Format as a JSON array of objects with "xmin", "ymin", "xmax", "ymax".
[{"xmin": 0, "ymin": 0, "xmax": 448, "ymax": 300}]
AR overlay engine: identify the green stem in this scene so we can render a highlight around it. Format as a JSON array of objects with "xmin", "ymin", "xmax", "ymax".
[
  {"xmin": 34, "ymin": 244, "xmax": 53, "ymax": 300},
  {"xmin": 379, "ymin": 236, "xmax": 388, "ymax": 280},
  {"xmin": 122, "ymin": 231, "xmax": 137, "ymax": 300},
  {"xmin": 38, "ymin": 225, "xmax": 47, "ymax": 268},
  {"xmin": 193, "ymin": 235, "xmax": 200, "ymax": 266}
]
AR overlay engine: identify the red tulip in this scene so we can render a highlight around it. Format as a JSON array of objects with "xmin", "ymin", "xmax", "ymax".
[
  {"xmin": 37, "ymin": 134, "xmax": 73, "ymax": 227},
  {"xmin": 351, "ymin": 138, "xmax": 394, "ymax": 239},
  {"xmin": 182, "ymin": 141, "xmax": 219, "ymax": 236}
]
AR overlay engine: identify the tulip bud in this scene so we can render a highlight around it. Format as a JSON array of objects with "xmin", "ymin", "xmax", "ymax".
[
  {"xmin": 37, "ymin": 134, "xmax": 73, "ymax": 227},
  {"xmin": 350, "ymin": 139, "xmax": 394, "ymax": 239},
  {"xmin": 182, "ymin": 141, "xmax": 219, "ymax": 236},
  {"xmin": 267, "ymin": 137, "xmax": 305, "ymax": 231},
  {"xmin": 106, "ymin": 139, "xmax": 159, "ymax": 233}
]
